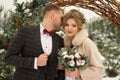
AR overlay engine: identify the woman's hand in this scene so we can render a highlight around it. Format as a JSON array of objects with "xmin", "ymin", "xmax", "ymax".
[{"xmin": 66, "ymin": 68, "xmax": 79, "ymax": 78}]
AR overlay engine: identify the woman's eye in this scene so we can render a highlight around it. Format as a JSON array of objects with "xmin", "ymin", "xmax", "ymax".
[
  {"xmin": 65, "ymin": 23, "xmax": 69, "ymax": 26},
  {"xmin": 72, "ymin": 24, "xmax": 77, "ymax": 27}
]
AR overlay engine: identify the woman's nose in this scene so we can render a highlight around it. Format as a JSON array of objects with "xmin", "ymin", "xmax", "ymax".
[{"xmin": 68, "ymin": 26, "xmax": 72, "ymax": 30}]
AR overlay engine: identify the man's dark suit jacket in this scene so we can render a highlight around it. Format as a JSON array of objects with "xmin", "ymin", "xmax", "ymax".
[{"xmin": 5, "ymin": 25, "xmax": 65, "ymax": 80}]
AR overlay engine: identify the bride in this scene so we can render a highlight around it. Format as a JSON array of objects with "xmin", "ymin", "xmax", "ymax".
[{"xmin": 58, "ymin": 9, "xmax": 103, "ymax": 80}]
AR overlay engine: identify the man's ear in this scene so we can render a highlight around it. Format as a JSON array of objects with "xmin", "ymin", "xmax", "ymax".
[{"xmin": 50, "ymin": 11, "xmax": 55, "ymax": 19}]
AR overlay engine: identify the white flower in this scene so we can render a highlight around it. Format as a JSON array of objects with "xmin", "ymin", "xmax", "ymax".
[
  {"xmin": 56, "ymin": 30, "xmax": 64, "ymax": 37},
  {"xmin": 62, "ymin": 51, "xmax": 67, "ymax": 55},
  {"xmin": 76, "ymin": 60, "xmax": 81, "ymax": 66},
  {"xmin": 69, "ymin": 60, "xmax": 75, "ymax": 67},
  {"xmin": 80, "ymin": 60, "xmax": 85, "ymax": 66},
  {"xmin": 113, "ymin": 59, "xmax": 118, "ymax": 64},
  {"xmin": 68, "ymin": 55, "xmax": 74, "ymax": 59},
  {"xmin": 28, "ymin": 12, "xmax": 32, "ymax": 17},
  {"xmin": 13, "ymin": 68, "xmax": 16, "ymax": 72},
  {"xmin": 24, "ymin": 9, "xmax": 30, "ymax": 13},
  {"xmin": 4, "ymin": 34, "xmax": 7, "ymax": 36},
  {"xmin": 0, "ymin": 28, "xmax": 4, "ymax": 35},
  {"xmin": 22, "ymin": 6, "xmax": 26, "ymax": 10},
  {"xmin": 0, "ymin": 49, "xmax": 6, "ymax": 54},
  {"xmin": 74, "ymin": 52, "xmax": 80, "ymax": 58},
  {"xmin": 63, "ymin": 54, "xmax": 69, "ymax": 59}
]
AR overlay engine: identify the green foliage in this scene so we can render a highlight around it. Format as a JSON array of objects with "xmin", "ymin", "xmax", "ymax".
[
  {"xmin": 0, "ymin": 7, "xmax": 10, "ymax": 50},
  {"xmin": 87, "ymin": 18, "xmax": 120, "ymax": 77},
  {"xmin": 7, "ymin": 0, "xmax": 47, "ymax": 41},
  {"xmin": 1, "ymin": 0, "xmax": 48, "ymax": 50},
  {"xmin": 0, "ymin": 0, "xmax": 48, "ymax": 79},
  {"xmin": 0, "ymin": 50, "xmax": 14, "ymax": 80}
]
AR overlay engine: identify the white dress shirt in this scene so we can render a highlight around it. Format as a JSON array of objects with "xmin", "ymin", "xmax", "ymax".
[
  {"xmin": 34, "ymin": 23, "xmax": 52, "ymax": 69},
  {"xmin": 40, "ymin": 24, "xmax": 52, "ymax": 55}
]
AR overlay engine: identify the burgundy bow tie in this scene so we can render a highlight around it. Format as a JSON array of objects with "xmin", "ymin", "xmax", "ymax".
[{"xmin": 43, "ymin": 29, "xmax": 53, "ymax": 36}]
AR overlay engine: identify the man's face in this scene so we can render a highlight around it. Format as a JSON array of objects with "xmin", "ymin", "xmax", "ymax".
[{"xmin": 53, "ymin": 10, "xmax": 63, "ymax": 31}]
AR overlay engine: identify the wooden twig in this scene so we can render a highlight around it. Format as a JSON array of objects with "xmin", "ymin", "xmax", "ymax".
[{"xmin": 49, "ymin": 0, "xmax": 120, "ymax": 29}]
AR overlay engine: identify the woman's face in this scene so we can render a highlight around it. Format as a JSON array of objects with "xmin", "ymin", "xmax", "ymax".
[{"xmin": 64, "ymin": 18, "xmax": 79, "ymax": 38}]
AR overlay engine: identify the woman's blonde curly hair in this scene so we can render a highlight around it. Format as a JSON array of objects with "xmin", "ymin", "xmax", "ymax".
[{"xmin": 62, "ymin": 9, "xmax": 85, "ymax": 30}]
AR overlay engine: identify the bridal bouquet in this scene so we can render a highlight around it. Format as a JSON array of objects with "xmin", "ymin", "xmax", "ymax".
[{"xmin": 58, "ymin": 47, "xmax": 87, "ymax": 71}]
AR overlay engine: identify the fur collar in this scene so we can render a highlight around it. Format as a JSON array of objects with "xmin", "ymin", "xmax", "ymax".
[{"xmin": 63, "ymin": 29, "xmax": 88, "ymax": 47}]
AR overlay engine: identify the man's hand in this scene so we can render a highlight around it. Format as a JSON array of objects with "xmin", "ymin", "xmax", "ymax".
[{"xmin": 37, "ymin": 54, "xmax": 48, "ymax": 66}]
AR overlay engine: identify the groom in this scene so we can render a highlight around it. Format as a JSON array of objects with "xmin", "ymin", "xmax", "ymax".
[{"xmin": 5, "ymin": 4, "xmax": 65, "ymax": 80}]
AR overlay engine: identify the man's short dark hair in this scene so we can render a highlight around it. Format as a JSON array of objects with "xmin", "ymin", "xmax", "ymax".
[{"xmin": 43, "ymin": 4, "xmax": 61, "ymax": 17}]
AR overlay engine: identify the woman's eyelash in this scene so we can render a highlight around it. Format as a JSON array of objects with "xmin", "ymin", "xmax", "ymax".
[
  {"xmin": 72, "ymin": 24, "xmax": 76, "ymax": 27},
  {"xmin": 65, "ymin": 24, "xmax": 69, "ymax": 26}
]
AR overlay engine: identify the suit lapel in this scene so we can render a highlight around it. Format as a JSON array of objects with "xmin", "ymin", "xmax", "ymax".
[
  {"xmin": 34, "ymin": 25, "xmax": 44, "ymax": 56},
  {"xmin": 49, "ymin": 34, "xmax": 58, "ymax": 62},
  {"xmin": 51, "ymin": 34, "xmax": 58, "ymax": 53}
]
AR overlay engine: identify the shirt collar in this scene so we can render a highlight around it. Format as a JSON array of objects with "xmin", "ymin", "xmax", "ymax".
[{"xmin": 40, "ymin": 23, "xmax": 45, "ymax": 34}]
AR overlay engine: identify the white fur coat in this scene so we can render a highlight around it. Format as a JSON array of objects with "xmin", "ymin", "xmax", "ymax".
[{"xmin": 63, "ymin": 29, "xmax": 103, "ymax": 80}]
